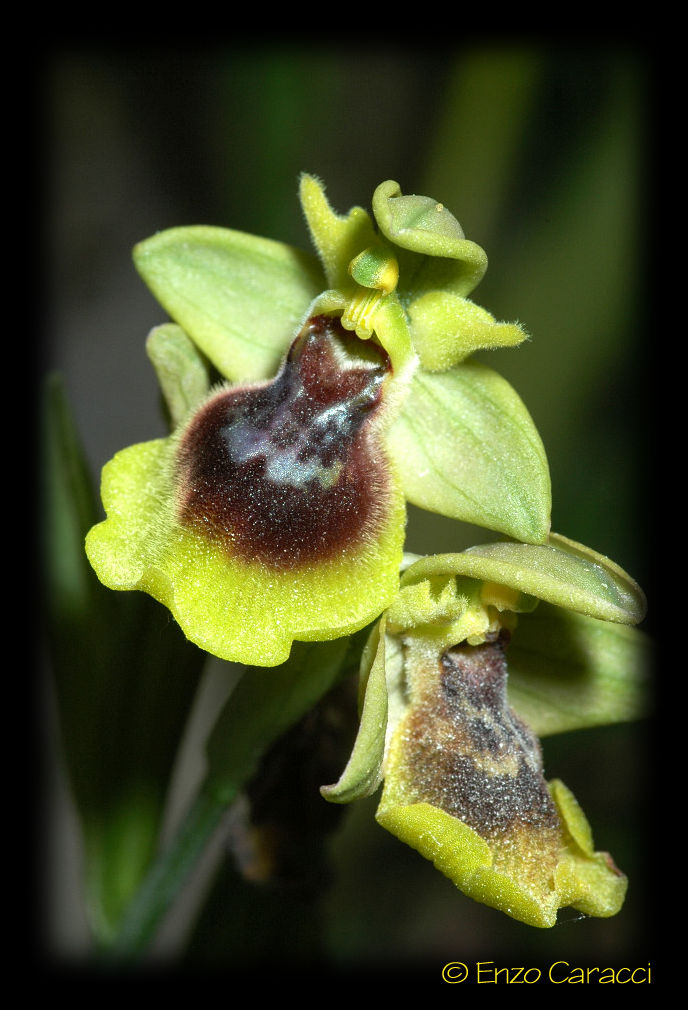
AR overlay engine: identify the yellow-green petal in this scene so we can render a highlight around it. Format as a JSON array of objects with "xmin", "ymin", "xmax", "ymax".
[
  {"xmin": 146, "ymin": 323, "xmax": 211, "ymax": 428},
  {"xmin": 299, "ymin": 174, "xmax": 378, "ymax": 291},
  {"xmin": 375, "ymin": 636, "xmax": 627, "ymax": 927},
  {"xmin": 376, "ymin": 790, "xmax": 626, "ymax": 928},
  {"xmin": 376, "ymin": 801, "xmax": 559, "ymax": 928},
  {"xmin": 408, "ymin": 292, "xmax": 528, "ymax": 371},
  {"xmin": 551, "ymin": 780, "xmax": 628, "ymax": 918}
]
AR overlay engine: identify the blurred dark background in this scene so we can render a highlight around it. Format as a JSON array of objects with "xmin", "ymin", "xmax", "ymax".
[{"xmin": 42, "ymin": 43, "xmax": 653, "ymax": 976}]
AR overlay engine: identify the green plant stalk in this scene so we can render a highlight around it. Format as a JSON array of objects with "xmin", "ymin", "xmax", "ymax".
[
  {"xmin": 104, "ymin": 782, "xmax": 231, "ymax": 958},
  {"xmin": 105, "ymin": 635, "xmax": 358, "ymax": 958}
]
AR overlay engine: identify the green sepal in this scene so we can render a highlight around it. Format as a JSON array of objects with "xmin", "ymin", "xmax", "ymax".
[
  {"xmin": 507, "ymin": 602, "xmax": 651, "ymax": 736},
  {"xmin": 146, "ymin": 323, "xmax": 211, "ymax": 428},
  {"xmin": 408, "ymin": 292, "xmax": 528, "ymax": 372},
  {"xmin": 401, "ymin": 535, "xmax": 646, "ymax": 625},
  {"xmin": 388, "ymin": 361, "xmax": 551, "ymax": 543},
  {"xmin": 372, "ymin": 180, "xmax": 488, "ymax": 298},
  {"xmin": 320, "ymin": 617, "xmax": 389, "ymax": 804},
  {"xmin": 133, "ymin": 225, "xmax": 323, "ymax": 383}
]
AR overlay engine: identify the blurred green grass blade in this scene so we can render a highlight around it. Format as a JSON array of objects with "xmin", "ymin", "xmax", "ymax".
[
  {"xmin": 43, "ymin": 374, "xmax": 107, "ymax": 624},
  {"xmin": 42, "ymin": 374, "xmax": 207, "ymax": 941},
  {"xmin": 422, "ymin": 47, "xmax": 543, "ymax": 245},
  {"xmin": 485, "ymin": 61, "xmax": 641, "ymax": 433},
  {"xmin": 471, "ymin": 59, "xmax": 643, "ymax": 569},
  {"xmin": 43, "ymin": 373, "xmax": 118, "ymax": 803},
  {"xmin": 422, "ymin": 54, "xmax": 644, "ymax": 576}
]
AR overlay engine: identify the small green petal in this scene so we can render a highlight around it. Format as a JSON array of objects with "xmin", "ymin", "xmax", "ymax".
[
  {"xmin": 408, "ymin": 292, "xmax": 528, "ymax": 371},
  {"xmin": 402, "ymin": 534, "xmax": 646, "ymax": 626},
  {"xmin": 299, "ymin": 173, "xmax": 378, "ymax": 291},
  {"xmin": 146, "ymin": 324, "xmax": 210, "ymax": 428},
  {"xmin": 507, "ymin": 602, "xmax": 651, "ymax": 736},
  {"xmin": 388, "ymin": 362, "xmax": 551, "ymax": 543},
  {"xmin": 134, "ymin": 226, "xmax": 323, "ymax": 383},
  {"xmin": 372, "ymin": 180, "xmax": 488, "ymax": 298}
]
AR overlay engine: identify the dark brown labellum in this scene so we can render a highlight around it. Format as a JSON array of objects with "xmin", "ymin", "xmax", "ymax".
[{"xmin": 175, "ymin": 315, "xmax": 393, "ymax": 569}]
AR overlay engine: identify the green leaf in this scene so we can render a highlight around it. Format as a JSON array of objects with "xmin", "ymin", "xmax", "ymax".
[
  {"xmin": 109, "ymin": 637, "xmax": 355, "ymax": 957},
  {"xmin": 43, "ymin": 373, "xmax": 112, "ymax": 649},
  {"xmin": 507, "ymin": 602, "xmax": 651, "ymax": 736},
  {"xmin": 388, "ymin": 361, "xmax": 551, "ymax": 543},
  {"xmin": 134, "ymin": 226, "xmax": 323, "ymax": 383}
]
